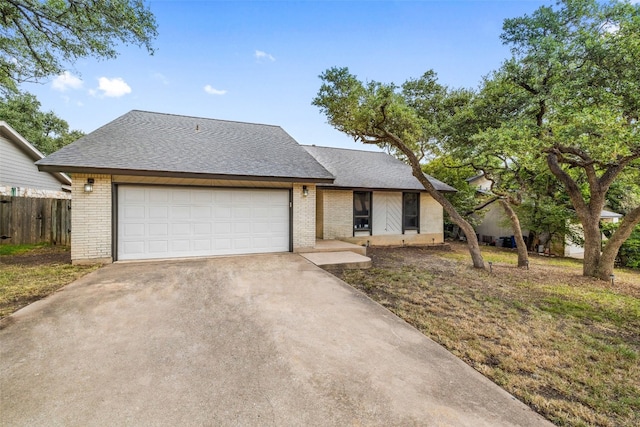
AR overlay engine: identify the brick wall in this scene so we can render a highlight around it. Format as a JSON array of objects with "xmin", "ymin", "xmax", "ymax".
[
  {"xmin": 292, "ymin": 183, "xmax": 316, "ymax": 250},
  {"xmin": 317, "ymin": 189, "xmax": 444, "ymax": 244},
  {"xmin": 319, "ymin": 189, "xmax": 353, "ymax": 239},
  {"xmin": 420, "ymin": 193, "xmax": 444, "ymax": 242},
  {"xmin": 71, "ymin": 174, "xmax": 112, "ymax": 264}
]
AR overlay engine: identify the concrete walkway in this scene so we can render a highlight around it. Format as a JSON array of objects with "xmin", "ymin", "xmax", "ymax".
[{"xmin": 0, "ymin": 254, "xmax": 550, "ymax": 426}]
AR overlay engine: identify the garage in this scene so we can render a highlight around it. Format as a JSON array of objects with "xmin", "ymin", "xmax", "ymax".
[{"xmin": 117, "ymin": 186, "xmax": 290, "ymax": 261}]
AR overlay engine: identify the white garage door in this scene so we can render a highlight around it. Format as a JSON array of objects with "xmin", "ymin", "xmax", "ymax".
[{"xmin": 117, "ymin": 186, "xmax": 290, "ymax": 260}]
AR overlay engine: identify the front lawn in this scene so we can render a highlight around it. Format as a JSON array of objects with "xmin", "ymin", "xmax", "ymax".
[
  {"xmin": 340, "ymin": 244, "xmax": 640, "ymax": 427},
  {"xmin": 0, "ymin": 245, "xmax": 99, "ymax": 318}
]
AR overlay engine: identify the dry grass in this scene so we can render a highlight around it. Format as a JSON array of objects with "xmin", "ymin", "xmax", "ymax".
[
  {"xmin": 340, "ymin": 243, "xmax": 640, "ymax": 427},
  {"xmin": 0, "ymin": 245, "xmax": 99, "ymax": 318}
]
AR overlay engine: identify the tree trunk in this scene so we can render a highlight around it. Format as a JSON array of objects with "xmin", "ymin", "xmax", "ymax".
[
  {"xmin": 382, "ymin": 132, "xmax": 485, "ymax": 269},
  {"xmin": 581, "ymin": 216, "xmax": 603, "ymax": 278},
  {"xmin": 598, "ymin": 206, "xmax": 640, "ymax": 280},
  {"xmin": 499, "ymin": 199, "xmax": 529, "ymax": 267},
  {"xmin": 423, "ymin": 177, "xmax": 485, "ymax": 269}
]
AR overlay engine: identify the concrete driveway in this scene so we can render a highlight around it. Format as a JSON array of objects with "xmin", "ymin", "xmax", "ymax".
[{"xmin": 0, "ymin": 254, "xmax": 550, "ymax": 426}]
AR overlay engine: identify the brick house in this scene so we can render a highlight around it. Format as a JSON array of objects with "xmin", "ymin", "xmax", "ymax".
[{"xmin": 36, "ymin": 110, "xmax": 454, "ymax": 264}]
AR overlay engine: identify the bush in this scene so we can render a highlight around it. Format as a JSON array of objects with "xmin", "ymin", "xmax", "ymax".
[{"xmin": 617, "ymin": 225, "xmax": 640, "ymax": 269}]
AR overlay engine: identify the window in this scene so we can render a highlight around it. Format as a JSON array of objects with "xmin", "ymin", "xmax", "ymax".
[
  {"xmin": 403, "ymin": 192, "xmax": 419, "ymax": 231},
  {"xmin": 353, "ymin": 191, "xmax": 372, "ymax": 234}
]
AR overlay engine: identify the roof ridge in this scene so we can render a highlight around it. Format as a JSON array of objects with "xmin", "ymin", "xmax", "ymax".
[
  {"xmin": 129, "ymin": 109, "xmax": 282, "ymax": 128},
  {"xmin": 303, "ymin": 144, "xmax": 386, "ymax": 154}
]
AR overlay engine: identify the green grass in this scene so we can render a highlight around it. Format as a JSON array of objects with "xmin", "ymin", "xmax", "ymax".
[
  {"xmin": 342, "ymin": 244, "xmax": 640, "ymax": 426},
  {"xmin": 0, "ymin": 242, "xmax": 48, "ymax": 256},
  {"xmin": 0, "ymin": 245, "xmax": 98, "ymax": 318}
]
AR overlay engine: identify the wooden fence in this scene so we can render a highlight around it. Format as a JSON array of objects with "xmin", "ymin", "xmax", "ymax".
[{"xmin": 0, "ymin": 196, "xmax": 71, "ymax": 246}]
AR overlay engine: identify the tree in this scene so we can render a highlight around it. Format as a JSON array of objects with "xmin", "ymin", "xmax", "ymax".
[
  {"xmin": 494, "ymin": 0, "xmax": 640, "ymax": 280},
  {"xmin": 313, "ymin": 67, "xmax": 486, "ymax": 269},
  {"xmin": 0, "ymin": 92, "xmax": 83, "ymax": 154},
  {"xmin": 1, "ymin": 0, "xmax": 157, "ymax": 92},
  {"xmin": 422, "ymin": 156, "xmax": 478, "ymax": 223},
  {"xmin": 436, "ymin": 74, "xmax": 542, "ymax": 268}
]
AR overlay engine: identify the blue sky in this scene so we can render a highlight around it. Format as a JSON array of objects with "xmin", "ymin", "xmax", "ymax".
[{"xmin": 20, "ymin": 0, "xmax": 550, "ymax": 150}]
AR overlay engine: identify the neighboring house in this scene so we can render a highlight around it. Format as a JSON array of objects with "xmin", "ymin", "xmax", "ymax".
[
  {"xmin": 304, "ymin": 145, "xmax": 456, "ymax": 247},
  {"xmin": 467, "ymin": 173, "xmax": 624, "ymax": 256},
  {"xmin": 564, "ymin": 210, "xmax": 623, "ymax": 259},
  {"xmin": 465, "ymin": 174, "xmax": 525, "ymax": 246},
  {"xmin": 36, "ymin": 110, "xmax": 454, "ymax": 264},
  {"xmin": 0, "ymin": 121, "xmax": 71, "ymax": 198}
]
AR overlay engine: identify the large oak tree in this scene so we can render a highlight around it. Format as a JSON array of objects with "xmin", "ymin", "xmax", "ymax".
[
  {"xmin": 493, "ymin": 0, "xmax": 640, "ymax": 280},
  {"xmin": 313, "ymin": 68, "xmax": 486, "ymax": 269}
]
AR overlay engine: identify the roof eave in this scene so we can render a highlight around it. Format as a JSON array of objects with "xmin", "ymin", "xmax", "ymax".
[
  {"xmin": 316, "ymin": 184, "xmax": 457, "ymax": 193},
  {"xmin": 36, "ymin": 165, "xmax": 335, "ymax": 184}
]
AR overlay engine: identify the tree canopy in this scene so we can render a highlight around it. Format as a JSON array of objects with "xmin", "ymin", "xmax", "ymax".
[
  {"xmin": 313, "ymin": 67, "xmax": 486, "ymax": 269},
  {"xmin": 492, "ymin": 0, "xmax": 640, "ymax": 279},
  {"xmin": 0, "ymin": 0, "xmax": 157, "ymax": 92},
  {"xmin": 314, "ymin": 0, "xmax": 640, "ymax": 279},
  {"xmin": 0, "ymin": 92, "xmax": 83, "ymax": 154}
]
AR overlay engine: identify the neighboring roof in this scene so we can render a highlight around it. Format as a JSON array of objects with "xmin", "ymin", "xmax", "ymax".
[
  {"xmin": 0, "ymin": 121, "xmax": 72, "ymax": 187},
  {"xmin": 303, "ymin": 145, "xmax": 457, "ymax": 192},
  {"xmin": 466, "ymin": 174, "xmax": 485, "ymax": 183},
  {"xmin": 36, "ymin": 110, "xmax": 334, "ymax": 183},
  {"xmin": 601, "ymin": 210, "xmax": 623, "ymax": 219}
]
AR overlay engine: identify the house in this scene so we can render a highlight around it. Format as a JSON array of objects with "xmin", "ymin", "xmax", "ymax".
[
  {"xmin": 0, "ymin": 121, "xmax": 71, "ymax": 198},
  {"xmin": 467, "ymin": 173, "xmax": 624, "ymax": 256},
  {"xmin": 465, "ymin": 174, "xmax": 522, "ymax": 246},
  {"xmin": 36, "ymin": 110, "xmax": 454, "ymax": 264},
  {"xmin": 304, "ymin": 145, "xmax": 455, "ymax": 246},
  {"xmin": 564, "ymin": 209, "xmax": 623, "ymax": 258}
]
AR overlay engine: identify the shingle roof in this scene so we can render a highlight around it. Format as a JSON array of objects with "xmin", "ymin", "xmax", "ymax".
[
  {"xmin": 601, "ymin": 210, "xmax": 623, "ymax": 219},
  {"xmin": 303, "ymin": 145, "xmax": 457, "ymax": 192},
  {"xmin": 36, "ymin": 110, "xmax": 334, "ymax": 182}
]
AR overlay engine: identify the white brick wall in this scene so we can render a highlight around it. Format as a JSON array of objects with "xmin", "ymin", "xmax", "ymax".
[
  {"xmin": 319, "ymin": 189, "xmax": 353, "ymax": 240},
  {"xmin": 71, "ymin": 174, "xmax": 112, "ymax": 264},
  {"xmin": 420, "ymin": 193, "xmax": 444, "ymax": 240},
  {"xmin": 318, "ymin": 189, "xmax": 444, "ymax": 244},
  {"xmin": 68, "ymin": 177, "xmax": 448, "ymax": 261},
  {"xmin": 292, "ymin": 183, "xmax": 316, "ymax": 250}
]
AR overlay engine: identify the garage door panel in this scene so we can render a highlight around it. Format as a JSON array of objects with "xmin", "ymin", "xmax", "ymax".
[
  {"xmin": 118, "ymin": 186, "xmax": 289, "ymax": 260},
  {"xmin": 149, "ymin": 206, "xmax": 168, "ymax": 218},
  {"xmin": 193, "ymin": 191, "xmax": 213, "ymax": 203},
  {"xmin": 124, "ymin": 188, "xmax": 145, "ymax": 202},
  {"xmin": 193, "ymin": 206, "xmax": 211, "ymax": 218},
  {"xmin": 172, "ymin": 240, "xmax": 190, "ymax": 252},
  {"xmin": 124, "ymin": 223, "xmax": 145, "ymax": 236},
  {"xmin": 124, "ymin": 206, "xmax": 145, "ymax": 219},
  {"xmin": 148, "ymin": 240, "xmax": 168, "ymax": 253},
  {"xmin": 234, "ymin": 238, "xmax": 251, "ymax": 249},
  {"xmin": 193, "ymin": 240, "xmax": 211, "ymax": 251},
  {"xmin": 172, "ymin": 223, "xmax": 190, "ymax": 235},
  {"xmin": 149, "ymin": 189, "xmax": 169, "ymax": 202},
  {"xmin": 215, "ymin": 239, "xmax": 232, "ymax": 250},
  {"xmin": 171, "ymin": 206, "xmax": 190, "ymax": 219},
  {"xmin": 171, "ymin": 191, "xmax": 190, "ymax": 203},
  {"xmin": 192, "ymin": 223, "xmax": 210, "ymax": 234}
]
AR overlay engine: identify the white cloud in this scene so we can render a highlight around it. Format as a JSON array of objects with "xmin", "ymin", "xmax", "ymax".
[
  {"xmin": 94, "ymin": 77, "xmax": 132, "ymax": 98},
  {"xmin": 204, "ymin": 84, "xmax": 227, "ymax": 95},
  {"xmin": 52, "ymin": 71, "xmax": 83, "ymax": 91},
  {"xmin": 255, "ymin": 50, "xmax": 275, "ymax": 62}
]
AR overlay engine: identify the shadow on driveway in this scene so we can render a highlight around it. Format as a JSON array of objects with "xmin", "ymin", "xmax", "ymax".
[{"xmin": 0, "ymin": 254, "xmax": 550, "ymax": 426}]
